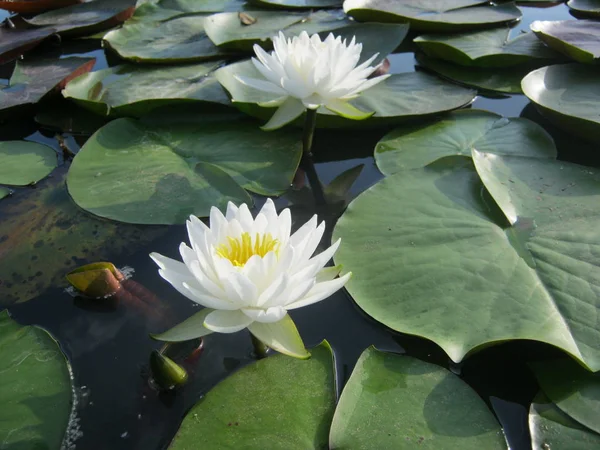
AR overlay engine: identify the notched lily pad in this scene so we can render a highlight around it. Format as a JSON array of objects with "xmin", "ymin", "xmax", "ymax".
[
  {"xmin": 522, "ymin": 63, "xmax": 600, "ymax": 143},
  {"xmin": 0, "ymin": 141, "xmax": 57, "ymax": 186},
  {"xmin": 343, "ymin": 0, "xmax": 522, "ymax": 32},
  {"xmin": 0, "ymin": 56, "xmax": 95, "ymax": 118},
  {"xmin": 67, "ymin": 117, "xmax": 302, "ymax": 224},
  {"xmin": 103, "ymin": 15, "xmax": 230, "ymax": 63},
  {"xmin": 62, "ymin": 61, "xmax": 230, "ymax": 117},
  {"xmin": 568, "ymin": 0, "xmax": 600, "ymax": 18},
  {"xmin": 375, "ymin": 109, "xmax": 556, "ymax": 174},
  {"xmin": 531, "ymin": 20, "xmax": 600, "ymax": 64},
  {"xmin": 414, "ymin": 28, "xmax": 560, "ymax": 67}
]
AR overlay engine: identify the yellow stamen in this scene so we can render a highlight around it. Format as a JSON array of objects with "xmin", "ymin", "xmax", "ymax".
[{"xmin": 215, "ymin": 232, "xmax": 280, "ymax": 267}]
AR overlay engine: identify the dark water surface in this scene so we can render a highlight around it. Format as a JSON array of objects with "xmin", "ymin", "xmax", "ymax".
[{"xmin": 2, "ymin": 3, "xmax": 598, "ymax": 450}]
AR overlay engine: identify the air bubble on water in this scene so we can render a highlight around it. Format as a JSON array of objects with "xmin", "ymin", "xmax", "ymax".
[
  {"xmin": 119, "ymin": 266, "xmax": 135, "ymax": 280},
  {"xmin": 64, "ymin": 286, "xmax": 78, "ymax": 297},
  {"xmin": 121, "ymin": 431, "xmax": 129, "ymax": 439},
  {"xmin": 62, "ymin": 364, "xmax": 83, "ymax": 450}
]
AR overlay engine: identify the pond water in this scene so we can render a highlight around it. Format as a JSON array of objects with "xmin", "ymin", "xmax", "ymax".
[{"xmin": 1, "ymin": 2, "xmax": 598, "ymax": 450}]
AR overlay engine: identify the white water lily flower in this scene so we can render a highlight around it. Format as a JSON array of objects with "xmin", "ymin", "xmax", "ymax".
[
  {"xmin": 235, "ymin": 30, "xmax": 390, "ymax": 130},
  {"xmin": 150, "ymin": 199, "xmax": 351, "ymax": 359}
]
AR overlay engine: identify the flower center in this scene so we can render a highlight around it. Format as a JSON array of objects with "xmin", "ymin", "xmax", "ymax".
[{"xmin": 215, "ymin": 232, "xmax": 280, "ymax": 267}]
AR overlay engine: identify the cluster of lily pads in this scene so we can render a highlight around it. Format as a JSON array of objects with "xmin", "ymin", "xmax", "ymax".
[{"xmin": 1, "ymin": 0, "xmax": 600, "ymax": 449}]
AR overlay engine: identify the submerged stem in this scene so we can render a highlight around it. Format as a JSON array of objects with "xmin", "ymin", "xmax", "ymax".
[
  {"xmin": 250, "ymin": 333, "xmax": 269, "ymax": 359},
  {"xmin": 300, "ymin": 108, "xmax": 326, "ymax": 205},
  {"xmin": 302, "ymin": 108, "xmax": 318, "ymax": 157}
]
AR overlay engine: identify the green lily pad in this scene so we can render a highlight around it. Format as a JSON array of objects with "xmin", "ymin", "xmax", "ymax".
[
  {"xmin": 531, "ymin": 20, "xmax": 600, "ymax": 64},
  {"xmin": 0, "ymin": 57, "xmax": 95, "ymax": 118},
  {"xmin": 0, "ymin": 187, "xmax": 9, "ymax": 200},
  {"xmin": 23, "ymin": 0, "xmax": 136, "ymax": 38},
  {"xmin": 530, "ymin": 397, "xmax": 600, "ymax": 450},
  {"xmin": 414, "ymin": 28, "xmax": 559, "ymax": 67},
  {"xmin": 216, "ymin": 59, "xmax": 476, "ymax": 129},
  {"xmin": 343, "ymin": 0, "xmax": 522, "ymax": 32},
  {"xmin": 0, "ymin": 169, "xmax": 167, "ymax": 305},
  {"xmin": 0, "ymin": 310, "xmax": 72, "ymax": 449},
  {"xmin": 0, "ymin": 141, "xmax": 57, "ymax": 186},
  {"xmin": 330, "ymin": 347, "xmax": 506, "ymax": 449},
  {"xmin": 169, "ymin": 341, "xmax": 335, "ymax": 449},
  {"xmin": 250, "ymin": 0, "xmax": 342, "ymax": 9},
  {"xmin": 568, "ymin": 0, "xmax": 600, "ymax": 18},
  {"xmin": 67, "ymin": 117, "xmax": 301, "ymax": 224},
  {"xmin": 522, "ymin": 63, "xmax": 600, "ymax": 143},
  {"xmin": 204, "ymin": 9, "xmax": 351, "ymax": 51},
  {"xmin": 531, "ymin": 359, "xmax": 600, "ymax": 435},
  {"xmin": 334, "ymin": 154, "xmax": 600, "ymax": 371},
  {"xmin": 62, "ymin": 61, "xmax": 230, "ymax": 117},
  {"xmin": 103, "ymin": 15, "xmax": 229, "ymax": 63},
  {"xmin": 416, "ymin": 53, "xmax": 529, "ymax": 94},
  {"xmin": 375, "ymin": 109, "xmax": 556, "ymax": 174}
]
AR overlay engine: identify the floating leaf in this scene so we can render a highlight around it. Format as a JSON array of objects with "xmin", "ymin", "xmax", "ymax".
[
  {"xmin": 62, "ymin": 61, "xmax": 230, "ymax": 117},
  {"xmin": 343, "ymin": 0, "xmax": 522, "ymax": 32},
  {"xmin": 129, "ymin": 0, "xmax": 247, "ymax": 22},
  {"xmin": 531, "ymin": 20, "xmax": 600, "ymax": 64},
  {"xmin": 35, "ymin": 99, "xmax": 108, "ymax": 134},
  {"xmin": 568, "ymin": 0, "xmax": 600, "ymax": 18},
  {"xmin": 0, "ymin": 170, "xmax": 166, "ymax": 305},
  {"xmin": 23, "ymin": 0, "xmax": 136, "ymax": 38},
  {"xmin": 529, "ymin": 396, "xmax": 600, "ymax": 450},
  {"xmin": 375, "ymin": 109, "xmax": 556, "ymax": 174},
  {"xmin": 416, "ymin": 53, "xmax": 530, "ymax": 94},
  {"xmin": 330, "ymin": 347, "xmax": 506, "ymax": 449},
  {"xmin": 103, "ymin": 15, "xmax": 229, "ymax": 63},
  {"xmin": 0, "ymin": 0, "xmax": 80, "ymax": 14},
  {"xmin": 0, "ymin": 57, "xmax": 95, "ymax": 118},
  {"xmin": 67, "ymin": 117, "xmax": 302, "ymax": 224},
  {"xmin": 0, "ymin": 311, "xmax": 72, "ymax": 449},
  {"xmin": 0, "ymin": 26, "xmax": 57, "ymax": 65},
  {"xmin": 169, "ymin": 341, "xmax": 335, "ymax": 450},
  {"xmin": 250, "ymin": 0, "xmax": 342, "ymax": 9},
  {"xmin": 0, "ymin": 141, "xmax": 57, "ymax": 186},
  {"xmin": 414, "ymin": 28, "xmax": 559, "ymax": 67},
  {"xmin": 522, "ymin": 63, "xmax": 600, "ymax": 143},
  {"xmin": 334, "ymin": 155, "xmax": 600, "ymax": 371},
  {"xmin": 531, "ymin": 359, "xmax": 600, "ymax": 435},
  {"xmin": 216, "ymin": 59, "xmax": 475, "ymax": 129},
  {"xmin": 204, "ymin": 9, "xmax": 351, "ymax": 51},
  {"xmin": 0, "ymin": 187, "xmax": 9, "ymax": 200}
]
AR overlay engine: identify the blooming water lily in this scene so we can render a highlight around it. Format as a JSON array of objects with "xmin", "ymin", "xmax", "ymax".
[
  {"xmin": 150, "ymin": 199, "xmax": 351, "ymax": 359},
  {"xmin": 236, "ymin": 30, "xmax": 390, "ymax": 130}
]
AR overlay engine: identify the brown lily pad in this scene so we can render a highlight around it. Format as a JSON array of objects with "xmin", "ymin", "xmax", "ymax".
[{"xmin": 0, "ymin": 0, "xmax": 81, "ymax": 14}]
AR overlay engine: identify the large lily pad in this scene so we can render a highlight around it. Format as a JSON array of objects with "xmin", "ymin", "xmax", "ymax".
[
  {"xmin": 522, "ymin": 63, "xmax": 600, "ymax": 143},
  {"xmin": 0, "ymin": 311, "xmax": 72, "ymax": 449},
  {"xmin": 414, "ymin": 28, "xmax": 559, "ymax": 67},
  {"xmin": 204, "ymin": 9, "xmax": 351, "ymax": 51},
  {"xmin": 67, "ymin": 117, "xmax": 301, "ymax": 224},
  {"xmin": 169, "ymin": 341, "xmax": 335, "ymax": 449},
  {"xmin": 0, "ymin": 26, "xmax": 57, "ymax": 65},
  {"xmin": 375, "ymin": 109, "xmax": 556, "ymax": 174},
  {"xmin": 62, "ymin": 61, "xmax": 230, "ymax": 117},
  {"xmin": 334, "ymin": 154, "xmax": 600, "ymax": 371},
  {"xmin": 416, "ymin": 53, "xmax": 531, "ymax": 94},
  {"xmin": 0, "ymin": 0, "xmax": 80, "ymax": 14},
  {"xmin": 103, "ymin": 15, "xmax": 229, "ymax": 63},
  {"xmin": 0, "ymin": 169, "xmax": 167, "ymax": 305},
  {"xmin": 23, "ymin": 0, "xmax": 136, "ymax": 37},
  {"xmin": 329, "ymin": 347, "xmax": 506, "ymax": 449},
  {"xmin": 531, "ymin": 359, "xmax": 600, "ymax": 435},
  {"xmin": 530, "ymin": 397, "xmax": 600, "ymax": 450},
  {"xmin": 530, "ymin": 20, "xmax": 600, "ymax": 64},
  {"xmin": 0, "ymin": 141, "xmax": 57, "ymax": 186},
  {"xmin": 343, "ymin": 0, "xmax": 522, "ymax": 32},
  {"xmin": 0, "ymin": 57, "xmax": 95, "ymax": 118},
  {"xmin": 216, "ymin": 59, "xmax": 476, "ymax": 129},
  {"xmin": 568, "ymin": 0, "xmax": 600, "ymax": 18}
]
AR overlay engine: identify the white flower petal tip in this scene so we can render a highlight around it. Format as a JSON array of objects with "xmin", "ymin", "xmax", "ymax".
[
  {"xmin": 240, "ymin": 30, "xmax": 384, "ymax": 120},
  {"xmin": 150, "ymin": 197, "xmax": 348, "ymax": 353}
]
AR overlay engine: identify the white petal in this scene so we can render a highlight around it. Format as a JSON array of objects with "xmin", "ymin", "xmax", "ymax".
[
  {"xmin": 261, "ymin": 97, "xmax": 305, "ymax": 131},
  {"xmin": 346, "ymin": 74, "xmax": 390, "ymax": 98},
  {"xmin": 286, "ymin": 272, "xmax": 351, "ymax": 310},
  {"xmin": 247, "ymin": 315, "xmax": 309, "ymax": 359},
  {"xmin": 256, "ymin": 273, "xmax": 289, "ymax": 307},
  {"xmin": 237, "ymin": 203, "xmax": 254, "ymax": 231},
  {"xmin": 204, "ymin": 310, "xmax": 253, "ymax": 333},
  {"xmin": 242, "ymin": 306, "xmax": 287, "ymax": 323},
  {"xmin": 182, "ymin": 281, "xmax": 238, "ymax": 310},
  {"xmin": 225, "ymin": 202, "xmax": 239, "ymax": 220},
  {"xmin": 290, "ymin": 214, "xmax": 318, "ymax": 247},
  {"xmin": 278, "ymin": 208, "xmax": 292, "ymax": 245},
  {"xmin": 235, "ymin": 74, "xmax": 287, "ymax": 95}
]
